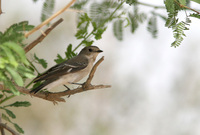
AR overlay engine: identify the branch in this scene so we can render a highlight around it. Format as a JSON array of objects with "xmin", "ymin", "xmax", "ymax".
[
  {"xmin": 174, "ymin": 0, "xmax": 200, "ymax": 14},
  {"xmin": 84, "ymin": 56, "xmax": 104, "ymax": 87},
  {"xmin": 25, "ymin": 0, "xmax": 76, "ymax": 38},
  {"xmin": 0, "ymin": 114, "xmax": 5, "ymax": 135},
  {"xmin": 0, "ymin": 123, "xmax": 19, "ymax": 135},
  {"xmin": 0, "ymin": 57, "xmax": 111, "ymax": 104},
  {"xmin": 136, "ymin": 1, "xmax": 165, "ymax": 9},
  {"xmin": 24, "ymin": 18, "xmax": 63, "ymax": 53},
  {"xmin": 0, "ymin": 0, "xmax": 2, "ymax": 15}
]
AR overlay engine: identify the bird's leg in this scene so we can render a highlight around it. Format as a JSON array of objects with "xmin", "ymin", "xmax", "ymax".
[
  {"xmin": 63, "ymin": 85, "xmax": 71, "ymax": 98},
  {"xmin": 69, "ymin": 82, "xmax": 82, "ymax": 85},
  {"xmin": 63, "ymin": 85, "xmax": 70, "ymax": 91}
]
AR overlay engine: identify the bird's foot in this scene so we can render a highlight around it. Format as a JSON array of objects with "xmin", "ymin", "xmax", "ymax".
[
  {"xmin": 63, "ymin": 85, "xmax": 71, "ymax": 91},
  {"xmin": 63, "ymin": 85, "xmax": 71, "ymax": 98}
]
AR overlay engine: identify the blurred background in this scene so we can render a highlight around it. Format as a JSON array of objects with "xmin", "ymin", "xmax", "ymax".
[{"xmin": 1, "ymin": 0, "xmax": 200, "ymax": 135}]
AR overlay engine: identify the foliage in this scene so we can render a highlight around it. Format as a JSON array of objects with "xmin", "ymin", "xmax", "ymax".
[
  {"xmin": 41, "ymin": 0, "xmax": 55, "ymax": 22},
  {"xmin": 0, "ymin": 90, "xmax": 31, "ymax": 133},
  {"xmin": 0, "ymin": 21, "xmax": 35, "ymax": 95},
  {"xmin": 1, "ymin": 0, "xmax": 200, "ymax": 134}
]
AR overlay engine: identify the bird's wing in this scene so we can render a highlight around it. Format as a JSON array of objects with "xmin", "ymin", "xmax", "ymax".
[{"xmin": 34, "ymin": 56, "xmax": 88, "ymax": 82}]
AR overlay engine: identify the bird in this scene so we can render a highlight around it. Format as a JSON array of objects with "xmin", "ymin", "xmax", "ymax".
[{"xmin": 30, "ymin": 46, "xmax": 103, "ymax": 94}]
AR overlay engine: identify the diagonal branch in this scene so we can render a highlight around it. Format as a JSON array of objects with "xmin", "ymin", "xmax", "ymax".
[
  {"xmin": 0, "ymin": 0, "xmax": 2, "ymax": 15},
  {"xmin": 25, "ymin": 0, "xmax": 76, "ymax": 38},
  {"xmin": 24, "ymin": 18, "xmax": 63, "ymax": 53},
  {"xmin": 0, "ymin": 114, "xmax": 5, "ymax": 135},
  {"xmin": 0, "ymin": 123, "xmax": 19, "ymax": 135}
]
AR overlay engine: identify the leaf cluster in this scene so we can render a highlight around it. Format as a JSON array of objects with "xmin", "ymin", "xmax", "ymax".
[
  {"xmin": 0, "ymin": 90, "xmax": 31, "ymax": 134},
  {"xmin": 0, "ymin": 21, "xmax": 35, "ymax": 95},
  {"xmin": 164, "ymin": 0, "xmax": 193, "ymax": 47}
]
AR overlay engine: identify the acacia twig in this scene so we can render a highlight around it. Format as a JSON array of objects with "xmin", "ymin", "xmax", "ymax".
[
  {"xmin": 0, "ymin": 114, "xmax": 5, "ymax": 135},
  {"xmin": 25, "ymin": 0, "xmax": 76, "ymax": 38},
  {"xmin": 0, "ymin": 123, "xmax": 19, "ymax": 135},
  {"xmin": 0, "ymin": 57, "xmax": 111, "ymax": 104},
  {"xmin": 174, "ymin": 0, "xmax": 200, "ymax": 14},
  {"xmin": 24, "ymin": 18, "xmax": 63, "ymax": 53},
  {"xmin": 0, "ymin": 0, "xmax": 2, "ymax": 15}
]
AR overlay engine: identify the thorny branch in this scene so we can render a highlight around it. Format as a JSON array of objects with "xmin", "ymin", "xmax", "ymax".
[{"xmin": 24, "ymin": 18, "xmax": 63, "ymax": 53}]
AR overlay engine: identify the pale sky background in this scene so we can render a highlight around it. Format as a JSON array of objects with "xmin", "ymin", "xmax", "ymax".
[{"xmin": 1, "ymin": 0, "xmax": 200, "ymax": 135}]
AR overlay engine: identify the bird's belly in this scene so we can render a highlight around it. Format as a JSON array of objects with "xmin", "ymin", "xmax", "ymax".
[
  {"xmin": 62, "ymin": 65, "xmax": 92, "ymax": 84},
  {"xmin": 44, "ymin": 62, "xmax": 93, "ymax": 90}
]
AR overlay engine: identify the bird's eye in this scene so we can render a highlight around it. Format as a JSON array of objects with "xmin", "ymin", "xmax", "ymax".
[{"xmin": 89, "ymin": 49, "xmax": 93, "ymax": 52}]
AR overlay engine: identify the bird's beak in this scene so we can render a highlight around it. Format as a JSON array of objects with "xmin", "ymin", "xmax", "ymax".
[{"xmin": 97, "ymin": 50, "xmax": 103, "ymax": 53}]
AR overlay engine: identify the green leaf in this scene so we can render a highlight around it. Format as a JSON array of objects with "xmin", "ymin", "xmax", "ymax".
[
  {"xmin": 34, "ymin": 54, "xmax": 48, "ymax": 68},
  {"xmin": 6, "ymin": 66, "xmax": 24, "ymax": 86},
  {"xmin": 54, "ymin": 54, "xmax": 65, "ymax": 64},
  {"xmin": 0, "ymin": 45, "xmax": 18, "ymax": 67},
  {"xmin": 190, "ymin": 13, "xmax": 200, "ymax": 19},
  {"xmin": 5, "ymin": 109, "xmax": 16, "ymax": 119},
  {"xmin": 2, "ymin": 78, "xmax": 20, "ymax": 95},
  {"xmin": 6, "ymin": 101, "xmax": 31, "ymax": 107},
  {"xmin": 94, "ymin": 27, "xmax": 107, "ymax": 40},
  {"xmin": 171, "ymin": 21, "xmax": 188, "ymax": 47},
  {"xmin": 82, "ymin": 40, "xmax": 94, "ymax": 47},
  {"xmin": 41, "ymin": 0, "xmax": 55, "ymax": 22},
  {"xmin": 147, "ymin": 15, "xmax": 158, "ymax": 38},
  {"xmin": 126, "ymin": 0, "xmax": 137, "ymax": 5},
  {"xmin": 65, "ymin": 44, "xmax": 77, "ymax": 60},
  {"xmin": 2, "ymin": 113, "xmax": 11, "ymax": 122},
  {"xmin": 13, "ymin": 123, "xmax": 24, "ymax": 134},
  {"xmin": 3, "ymin": 42, "xmax": 29, "ymax": 65},
  {"xmin": 191, "ymin": 0, "xmax": 200, "ymax": 4},
  {"xmin": 18, "ymin": 65, "xmax": 35, "ymax": 79},
  {"xmin": 128, "ymin": 10, "xmax": 147, "ymax": 33},
  {"xmin": 179, "ymin": 0, "xmax": 186, "ymax": 5},
  {"xmin": 0, "ymin": 57, "xmax": 8, "ymax": 69},
  {"xmin": 0, "ymin": 21, "xmax": 34, "ymax": 46},
  {"xmin": 113, "ymin": 19, "xmax": 123, "ymax": 40},
  {"xmin": 71, "ymin": 0, "xmax": 88, "ymax": 9}
]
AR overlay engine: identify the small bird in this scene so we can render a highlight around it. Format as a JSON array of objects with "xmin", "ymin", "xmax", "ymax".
[{"xmin": 30, "ymin": 46, "xmax": 103, "ymax": 94}]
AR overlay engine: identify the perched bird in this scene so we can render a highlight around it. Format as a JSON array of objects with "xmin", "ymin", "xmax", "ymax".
[{"xmin": 30, "ymin": 46, "xmax": 103, "ymax": 94}]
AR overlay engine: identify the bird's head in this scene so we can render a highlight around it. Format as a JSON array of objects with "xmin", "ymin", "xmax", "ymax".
[{"xmin": 79, "ymin": 46, "xmax": 103, "ymax": 61}]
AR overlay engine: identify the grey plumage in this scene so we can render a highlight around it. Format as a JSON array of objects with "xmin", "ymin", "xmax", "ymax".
[{"xmin": 30, "ymin": 46, "xmax": 103, "ymax": 94}]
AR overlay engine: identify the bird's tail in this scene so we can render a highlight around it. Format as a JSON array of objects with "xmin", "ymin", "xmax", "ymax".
[{"xmin": 30, "ymin": 82, "xmax": 47, "ymax": 94}]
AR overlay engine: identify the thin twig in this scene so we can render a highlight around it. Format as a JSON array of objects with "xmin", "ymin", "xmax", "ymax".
[
  {"xmin": 174, "ymin": 0, "xmax": 200, "ymax": 14},
  {"xmin": 25, "ymin": 0, "xmax": 76, "ymax": 38},
  {"xmin": 84, "ymin": 56, "xmax": 104, "ymax": 87},
  {"xmin": 24, "ymin": 18, "xmax": 63, "ymax": 53},
  {"xmin": 0, "ymin": 0, "xmax": 2, "ymax": 15},
  {"xmin": 0, "ymin": 57, "xmax": 111, "ymax": 104},
  {"xmin": 0, "ymin": 123, "xmax": 19, "ymax": 135},
  {"xmin": 0, "ymin": 114, "xmax": 5, "ymax": 135}
]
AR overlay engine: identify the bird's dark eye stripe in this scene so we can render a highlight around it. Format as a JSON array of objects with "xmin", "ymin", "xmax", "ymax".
[{"xmin": 89, "ymin": 49, "xmax": 93, "ymax": 52}]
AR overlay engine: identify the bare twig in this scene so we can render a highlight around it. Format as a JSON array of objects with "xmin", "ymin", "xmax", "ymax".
[
  {"xmin": 0, "ymin": 123, "xmax": 19, "ymax": 135},
  {"xmin": 0, "ymin": 0, "xmax": 2, "ymax": 15},
  {"xmin": 0, "ymin": 57, "xmax": 111, "ymax": 104},
  {"xmin": 84, "ymin": 56, "xmax": 104, "ymax": 87},
  {"xmin": 24, "ymin": 18, "xmax": 63, "ymax": 53},
  {"xmin": 0, "ymin": 114, "xmax": 5, "ymax": 135},
  {"xmin": 25, "ymin": 0, "xmax": 76, "ymax": 38}
]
